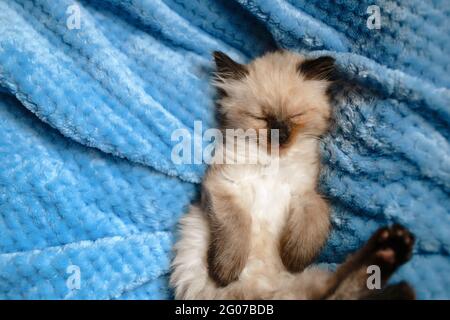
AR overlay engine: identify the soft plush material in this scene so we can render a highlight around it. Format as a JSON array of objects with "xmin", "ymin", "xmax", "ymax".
[{"xmin": 0, "ymin": 0, "xmax": 448, "ymax": 299}]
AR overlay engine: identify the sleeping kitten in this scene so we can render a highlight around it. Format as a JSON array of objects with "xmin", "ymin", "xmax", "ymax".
[{"xmin": 170, "ymin": 50, "xmax": 415, "ymax": 299}]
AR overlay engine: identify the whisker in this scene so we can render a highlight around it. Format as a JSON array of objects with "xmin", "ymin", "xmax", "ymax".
[{"xmin": 297, "ymin": 133, "xmax": 326, "ymax": 143}]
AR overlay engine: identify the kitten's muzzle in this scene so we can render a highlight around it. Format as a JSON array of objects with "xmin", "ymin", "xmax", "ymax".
[{"xmin": 269, "ymin": 119, "xmax": 291, "ymax": 146}]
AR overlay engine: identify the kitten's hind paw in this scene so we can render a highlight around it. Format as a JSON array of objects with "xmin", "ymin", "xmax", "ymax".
[{"xmin": 368, "ymin": 224, "xmax": 415, "ymax": 271}]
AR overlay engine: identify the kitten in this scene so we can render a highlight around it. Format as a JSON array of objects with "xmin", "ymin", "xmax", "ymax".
[{"xmin": 170, "ymin": 50, "xmax": 415, "ymax": 299}]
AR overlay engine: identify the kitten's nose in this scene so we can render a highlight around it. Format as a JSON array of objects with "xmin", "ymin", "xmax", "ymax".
[{"xmin": 269, "ymin": 119, "xmax": 291, "ymax": 145}]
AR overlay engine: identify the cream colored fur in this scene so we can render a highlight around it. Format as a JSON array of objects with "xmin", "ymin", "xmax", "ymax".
[
  {"xmin": 170, "ymin": 51, "xmax": 333, "ymax": 299},
  {"xmin": 170, "ymin": 140, "xmax": 332, "ymax": 299}
]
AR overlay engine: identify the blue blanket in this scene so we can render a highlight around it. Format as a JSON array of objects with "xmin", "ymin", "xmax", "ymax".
[{"xmin": 0, "ymin": 0, "xmax": 448, "ymax": 299}]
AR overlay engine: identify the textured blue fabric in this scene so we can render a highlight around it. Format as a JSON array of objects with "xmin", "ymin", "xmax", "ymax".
[{"xmin": 0, "ymin": 0, "xmax": 448, "ymax": 299}]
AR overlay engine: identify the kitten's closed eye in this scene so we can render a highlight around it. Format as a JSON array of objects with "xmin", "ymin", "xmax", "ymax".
[
  {"xmin": 243, "ymin": 111, "xmax": 267, "ymax": 122},
  {"xmin": 289, "ymin": 112, "xmax": 305, "ymax": 120}
]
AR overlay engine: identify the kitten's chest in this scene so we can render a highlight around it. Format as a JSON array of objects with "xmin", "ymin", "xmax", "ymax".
[
  {"xmin": 237, "ymin": 161, "xmax": 312, "ymax": 233},
  {"xmin": 249, "ymin": 172, "xmax": 292, "ymax": 230},
  {"xmin": 225, "ymin": 140, "xmax": 319, "ymax": 233}
]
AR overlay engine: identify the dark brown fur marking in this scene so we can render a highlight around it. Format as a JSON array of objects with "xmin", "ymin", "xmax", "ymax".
[
  {"xmin": 362, "ymin": 281, "xmax": 416, "ymax": 300},
  {"xmin": 279, "ymin": 191, "xmax": 330, "ymax": 273},
  {"xmin": 204, "ymin": 185, "xmax": 252, "ymax": 287},
  {"xmin": 322, "ymin": 224, "xmax": 415, "ymax": 299},
  {"xmin": 298, "ymin": 56, "xmax": 336, "ymax": 81},
  {"xmin": 213, "ymin": 51, "xmax": 248, "ymax": 81}
]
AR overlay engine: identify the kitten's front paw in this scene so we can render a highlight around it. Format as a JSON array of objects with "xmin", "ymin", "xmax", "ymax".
[
  {"xmin": 279, "ymin": 240, "xmax": 309, "ymax": 273},
  {"xmin": 368, "ymin": 224, "xmax": 415, "ymax": 270},
  {"xmin": 207, "ymin": 243, "xmax": 246, "ymax": 287}
]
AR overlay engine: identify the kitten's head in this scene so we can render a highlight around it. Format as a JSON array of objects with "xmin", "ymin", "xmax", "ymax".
[{"xmin": 212, "ymin": 50, "xmax": 335, "ymax": 149}]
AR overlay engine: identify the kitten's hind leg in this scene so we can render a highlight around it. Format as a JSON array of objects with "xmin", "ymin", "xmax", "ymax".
[
  {"xmin": 323, "ymin": 224, "xmax": 415, "ymax": 300},
  {"xmin": 362, "ymin": 281, "xmax": 416, "ymax": 300}
]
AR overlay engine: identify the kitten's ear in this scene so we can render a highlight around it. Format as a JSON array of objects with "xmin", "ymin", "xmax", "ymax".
[
  {"xmin": 213, "ymin": 51, "xmax": 248, "ymax": 81},
  {"xmin": 298, "ymin": 56, "xmax": 336, "ymax": 81}
]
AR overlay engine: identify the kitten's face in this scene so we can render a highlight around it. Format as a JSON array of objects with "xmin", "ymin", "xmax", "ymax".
[{"xmin": 213, "ymin": 51, "xmax": 335, "ymax": 149}]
